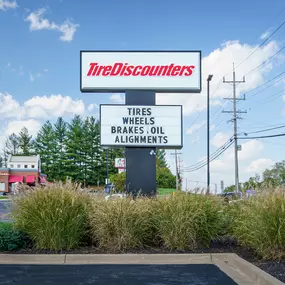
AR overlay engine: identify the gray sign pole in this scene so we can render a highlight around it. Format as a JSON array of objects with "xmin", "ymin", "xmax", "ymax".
[{"xmin": 125, "ymin": 91, "xmax": 157, "ymax": 197}]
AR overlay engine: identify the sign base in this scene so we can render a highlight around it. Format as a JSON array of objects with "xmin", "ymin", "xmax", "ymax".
[
  {"xmin": 125, "ymin": 91, "xmax": 157, "ymax": 196},
  {"xmin": 125, "ymin": 147, "xmax": 156, "ymax": 196}
]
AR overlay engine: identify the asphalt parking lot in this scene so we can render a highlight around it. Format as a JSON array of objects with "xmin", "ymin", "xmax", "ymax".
[
  {"xmin": 0, "ymin": 264, "xmax": 237, "ymax": 285},
  {"xmin": 0, "ymin": 200, "xmax": 12, "ymax": 222}
]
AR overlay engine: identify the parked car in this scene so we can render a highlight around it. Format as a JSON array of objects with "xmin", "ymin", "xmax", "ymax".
[
  {"xmin": 104, "ymin": 183, "xmax": 115, "ymax": 195},
  {"xmin": 218, "ymin": 191, "xmax": 242, "ymax": 202}
]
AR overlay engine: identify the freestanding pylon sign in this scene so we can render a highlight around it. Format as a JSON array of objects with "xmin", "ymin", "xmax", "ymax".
[{"xmin": 80, "ymin": 50, "xmax": 202, "ymax": 196}]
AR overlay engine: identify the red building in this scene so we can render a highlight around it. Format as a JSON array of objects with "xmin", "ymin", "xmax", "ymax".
[{"xmin": 0, "ymin": 155, "xmax": 47, "ymax": 193}]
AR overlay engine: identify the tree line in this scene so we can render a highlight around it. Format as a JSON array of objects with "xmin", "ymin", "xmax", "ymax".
[
  {"xmin": 0, "ymin": 115, "xmax": 175, "ymax": 187},
  {"xmin": 224, "ymin": 160, "xmax": 285, "ymax": 192}
]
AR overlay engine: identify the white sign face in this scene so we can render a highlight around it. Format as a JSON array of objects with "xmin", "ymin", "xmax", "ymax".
[
  {"xmin": 118, "ymin": 168, "xmax": 126, "ymax": 174},
  {"xmin": 80, "ymin": 51, "xmax": 201, "ymax": 92},
  {"xmin": 100, "ymin": 105, "xmax": 182, "ymax": 148},
  {"xmin": 115, "ymin": 158, "xmax": 126, "ymax": 168}
]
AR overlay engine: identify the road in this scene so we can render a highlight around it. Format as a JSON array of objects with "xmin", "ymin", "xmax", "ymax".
[
  {"xmin": 0, "ymin": 264, "xmax": 237, "ymax": 284},
  {"xmin": 0, "ymin": 199, "xmax": 12, "ymax": 222}
]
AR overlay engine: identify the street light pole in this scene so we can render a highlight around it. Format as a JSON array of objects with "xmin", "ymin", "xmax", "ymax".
[
  {"xmin": 207, "ymin": 74, "xmax": 213, "ymax": 195},
  {"xmin": 106, "ymin": 148, "xmax": 109, "ymax": 185}
]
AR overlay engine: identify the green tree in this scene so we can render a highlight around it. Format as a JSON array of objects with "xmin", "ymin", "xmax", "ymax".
[
  {"xmin": 18, "ymin": 127, "xmax": 33, "ymax": 155},
  {"xmin": 224, "ymin": 185, "xmax": 235, "ymax": 193},
  {"xmin": 263, "ymin": 160, "xmax": 285, "ymax": 187},
  {"xmin": 82, "ymin": 116, "xmax": 102, "ymax": 186},
  {"xmin": 34, "ymin": 121, "xmax": 57, "ymax": 179},
  {"xmin": 1, "ymin": 148, "xmax": 8, "ymax": 168},
  {"xmin": 156, "ymin": 167, "xmax": 176, "ymax": 189},
  {"xmin": 4, "ymin": 133, "xmax": 19, "ymax": 155},
  {"xmin": 53, "ymin": 117, "xmax": 68, "ymax": 181},
  {"xmin": 0, "ymin": 155, "xmax": 4, "ymax": 168},
  {"xmin": 242, "ymin": 174, "xmax": 261, "ymax": 190},
  {"xmin": 65, "ymin": 115, "xmax": 85, "ymax": 183},
  {"xmin": 156, "ymin": 149, "xmax": 168, "ymax": 168}
]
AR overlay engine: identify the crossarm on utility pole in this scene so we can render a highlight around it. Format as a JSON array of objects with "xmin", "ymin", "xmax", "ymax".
[{"xmin": 222, "ymin": 63, "xmax": 246, "ymax": 194}]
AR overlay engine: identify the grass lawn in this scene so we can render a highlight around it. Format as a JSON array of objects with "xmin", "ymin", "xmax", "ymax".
[
  {"xmin": 158, "ymin": 188, "xmax": 176, "ymax": 195},
  {"xmin": 0, "ymin": 221, "xmax": 13, "ymax": 229},
  {"xmin": 0, "ymin": 197, "xmax": 9, "ymax": 200}
]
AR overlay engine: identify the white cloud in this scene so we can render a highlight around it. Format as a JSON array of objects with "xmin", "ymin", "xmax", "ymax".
[
  {"xmin": 87, "ymin": 103, "xmax": 97, "ymax": 111},
  {"xmin": 246, "ymin": 158, "xmax": 274, "ymax": 173},
  {"xmin": 109, "ymin": 94, "xmax": 125, "ymax": 104},
  {"xmin": 0, "ymin": 93, "xmax": 21, "ymax": 118},
  {"xmin": 24, "ymin": 95, "xmax": 85, "ymax": 119},
  {"xmin": 260, "ymin": 29, "xmax": 272, "ymax": 40},
  {"xmin": 186, "ymin": 121, "xmax": 205, "ymax": 134},
  {"xmin": 25, "ymin": 8, "xmax": 79, "ymax": 42},
  {"xmin": 29, "ymin": 72, "xmax": 35, "ymax": 82},
  {"xmin": 5, "ymin": 119, "xmax": 41, "ymax": 137},
  {"xmin": 211, "ymin": 132, "xmax": 231, "ymax": 147},
  {"xmin": 0, "ymin": 0, "xmax": 17, "ymax": 11},
  {"xmin": 0, "ymin": 93, "xmax": 88, "ymax": 120},
  {"xmin": 157, "ymin": 40, "xmax": 281, "ymax": 116},
  {"xmin": 237, "ymin": 140, "xmax": 264, "ymax": 161}
]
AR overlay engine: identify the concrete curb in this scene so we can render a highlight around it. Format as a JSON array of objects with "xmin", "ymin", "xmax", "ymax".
[
  {"xmin": 0, "ymin": 253, "xmax": 283, "ymax": 285},
  {"xmin": 227, "ymin": 253, "xmax": 285, "ymax": 285},
  {"xmin": 0, "ymin": 254, "xmax": 65, "ymax": 264}
]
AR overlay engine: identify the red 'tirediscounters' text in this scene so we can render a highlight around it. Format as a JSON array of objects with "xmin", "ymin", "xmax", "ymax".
[{"xmin": 86, "ymin": 62, "xmax": 195, "ymax": 77}]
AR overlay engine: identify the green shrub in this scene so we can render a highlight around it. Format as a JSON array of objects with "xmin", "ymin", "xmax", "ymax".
[
  {"xmin": 156, "ymin": 167, "xmax": 176, "ymax": 189},
  {"xmin": 155, "ymin": 193, "xmax": 223, "ymax": 250},
  {"xmin": 109, "ymin": 172, "xmax": 126, "ymax": 192},
  {"xmin": 0, "ymin": 222, "xmax": 29, "ymax": 251},
  {"xmin": 12, "ymin": 182, "xmax": 91, "ymax": 250},
  {"xmin": 89, "ymin": 197, "xmax": 157, "ymax": 251},
  {"xmin": 233, "ymin": 189, "xmax": 285, "ymax": 260}
]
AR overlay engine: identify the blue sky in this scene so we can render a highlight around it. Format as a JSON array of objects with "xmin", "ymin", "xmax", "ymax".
[{"xmin": 1, "ymin": 0, "xmax": 285, "ymax": 191}]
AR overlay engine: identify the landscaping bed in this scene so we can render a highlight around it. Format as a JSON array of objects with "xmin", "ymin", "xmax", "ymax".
[
  {"xmin": 2, "ymin": 243, "xmax": 285, "ymax": 283},
  {"xmin": 2, "ymin": 182, "xmax": 285, "ymax": 283}
]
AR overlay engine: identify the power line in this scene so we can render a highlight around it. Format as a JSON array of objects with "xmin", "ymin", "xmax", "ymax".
[
  {"xmin": 183, "ymin": 138, "xmax": 233, "ymax": 170},
  {"xmin": 183, "ymin": 179, "xmax": 218, "ymax": 185},
  {"xmin": 235, "ymin": 18, "xmax": 285, "ymax": 70},
  {"xmin": 184, "ymin": 138, "xmax": 233, "ymax": 169},
  {"xmin": 191, "ymin": 17, "xmax": 285, "ymax": 138},
  {"xmin": 187, "ymin": 113, "xmax": 203, "ymax": 129},
  {"xmin": 245, "ymin": 70, "xmax": 285, "ymax": 96},
  {"xmin": 245, "ymin": 44, "xmax": 285, "ymax": 77},
  {"xmin": 245, "ymin": 71, "xmax": 285, "ymax": 100},
  {"xmin": 238, "ymin": 133, "xmax": 285, "ymax": 139},
  {"xmin": 187, "ymin": 11, "xmax": 285, "ymax": 152},
  {"xmin": 239, "ymin": 118, "xmax": 285, "ymax": 129},
  {"xmin": 258, "ymin": 89, "xmax": 284, "ymax": 104},
  {"xmin": 262, "ymin": 139, "xmax": 285, "ymax": 147},
  {"xmin": 183, "ymin": 140, "xmax": 234, "ymax": 172},
  {"xmin": 241, "ymin": 124, "xmax": 285, "ymax": 135}
]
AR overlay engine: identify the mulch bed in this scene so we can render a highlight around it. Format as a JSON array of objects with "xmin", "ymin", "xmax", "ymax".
[{"xmin": 3, "ymin": 242, "xmax": 285, "ymax": 283}]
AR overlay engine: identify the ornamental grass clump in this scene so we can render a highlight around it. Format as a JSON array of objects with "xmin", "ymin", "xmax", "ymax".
[
  {"xmin": 89, "ymin": 197, "xmax": 157, "ymax": 251},
  {"xmin": 233, "ymin": 188, "xmax": 285, "ymax": 260},
  {"xmin": 12, "ymin": 181, "xmax": 91, "ymax": 250},
  {"xmin": 155, "ymin": 192, "xmax": 223, "ymax": 250}
]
